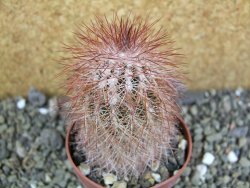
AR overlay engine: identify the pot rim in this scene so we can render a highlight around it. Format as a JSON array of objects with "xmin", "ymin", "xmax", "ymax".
[{"xmin": 65, "ymin": 118, "xmax": 192, "ymax": 188}]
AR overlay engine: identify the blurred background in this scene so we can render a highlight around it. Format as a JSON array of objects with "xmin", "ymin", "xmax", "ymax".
[
  {"xmin": 0, "ymin": 0, "xmax": 250, "ymax": 188},
  {"xmin": 0, "ymin": 0, "xmax": 249, "ymax": 97}
]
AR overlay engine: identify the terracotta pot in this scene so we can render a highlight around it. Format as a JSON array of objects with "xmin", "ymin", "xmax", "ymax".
[{"xmin": 65, "ymin": 118, "xmax": 192, "ymax": 188}]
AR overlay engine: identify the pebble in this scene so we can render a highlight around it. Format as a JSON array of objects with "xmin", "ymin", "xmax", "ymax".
[
  {"xmin": 178, "ymin": 139, "xmax": 188, "ymax": 150},
  {"xmin": 29, "ymin": 182, "xmax": 37, "ymax": 188},
  {"xmin": 38, "ymin": 108, "xmax": 49, "ymax": 115},
  {"xmin": 28, "ymin": 87, "xmax": 46, "ymax": 107},
  {"xmin": 166, "ymin": 157, "xmax": 178, "ymax": 171},
  {"xmin": 159, "ymin": 166, "xmax": 170, "ymax": 180},
  {"xmin": 111, "ymin": 181, "xmax": 127, "ymax": 188},
  {"xmin": 235, "ymin": 88, "xmax": 243, "ymax": 96},
  {"xmin": 0, "ymin": 115, "xmax": 5, "ymax": 124},
  {"xmin": 176, "ymin": 149, "xmax": 185, "ymax": 165},
  {"xmin": 182, "ymin": 166, "xmax": 191, "ymax": 176},
  {"xmin": 223, "ymin": 175, "xmax": 230, "ymax": 184},
  {"xmin": 191, "ymin": 172, "xmax": 201, "ymax": 186},
  {"xmin": 150, "ymin": 160, "xmax": 160, "ymax": 172},
  {"xmin": 239, "ymin": 157, "xmax": 250, "ymax": 167},
  {"xmin": 202, "ymin": 152, "xmax": 215, "ymax": 165},
  {"xmin": 15, "ymin": 141, "xmax": 26, "ymax": 158},
  {"xmin": 196, "ymin": 164, "xmax": 207, "ymax": 177},
  {"xmin": 190, "ymin": 105, "xmax": 198, "ymax": 116},
  {"xmin": 227, "ymin": 151, "xmax": 238, "ymax": 163},
  {"xmin": 40, "ymin": 129, "xmax": 63, "ymax": 150},
  {"xmin": 151, "ymin": 173, "xmax": 161, "ymax": 183},
  {"xmin": 48, "ymin": 97, "xmax": 58, "ymax": 117},
  {"xmin": 103, "ymin": 173, "xmax": 117, "ymax": 185},
  {"xmin": 206, "ymin": 133, "xmax": 222, "ymax": 142},
  {"xmin": 191, "ymin": 165, "xmax": 206, "ymax": 185},
  {"xmin": 140, "ymin": 179, "xmax": 153, "ymax": 188},
  {"xmin": 229, "ymin": 126, "xmax": 248, "ymax": 138},
  {"xmin": 78, "ymin": 163, "xmax": 90, "ymax": 175},
  {"xmin": 222, "ymin": 96, "xmax": 231, "ymax": 112},
  {"xmin": 16, "ymin": 98, "xmax": 26, "ymax": 109},
  {"xmin": 45, "ymin": 173, "xmax": 52, "ymax": 183},
  {"xmin": 238, "ymin": 137, "xmax": 247, "ymax": 148},
  {"xmin": 0, "ymin": 139, "xmax": 9, "ymax": 160}
]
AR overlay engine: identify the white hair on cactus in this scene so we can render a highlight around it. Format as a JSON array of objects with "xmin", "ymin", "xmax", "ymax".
[
  {"xmin": 125, "ymin": 77, "xmax": 133, "ymax": 92},
  {"xmin": 108, "ymin": 77, "xmax": 118, "ymax": 87},
  {"xmin": 110, "ymin": 93, "xmax": 120, "ymax": 106},
  {"xmin": 98, "ymin": 79, "xmax": 107, "ymax": 89},
  {"xmin": 125, "ymin": 64, "xmax": 133, "ymax": 92}
]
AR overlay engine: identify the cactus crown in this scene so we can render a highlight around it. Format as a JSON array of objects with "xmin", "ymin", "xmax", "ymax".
[{"xmin": 63, "ymin": 14, "xmax": 184, "ymax": 178}]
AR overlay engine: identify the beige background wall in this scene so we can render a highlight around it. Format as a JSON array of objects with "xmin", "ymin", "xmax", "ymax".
[{"xmin": 0, "ymin": 0, "xmax": 249, "ymax": 98}]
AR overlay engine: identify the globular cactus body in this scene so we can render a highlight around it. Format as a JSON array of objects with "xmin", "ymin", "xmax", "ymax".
[{"xmin": 63, "ymin": 15, "xmax": 184, "ymax": 178}]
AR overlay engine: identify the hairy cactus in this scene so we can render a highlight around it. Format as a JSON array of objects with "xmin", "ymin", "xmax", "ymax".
[{"xmin": 63, "ymin": 14, "xmax": 184, "ymax": 178}]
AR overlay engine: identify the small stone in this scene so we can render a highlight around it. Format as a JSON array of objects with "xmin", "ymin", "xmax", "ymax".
[
  {"xmin": 176, "ymin": 149, "xmax": 185, "ymax": 165},
  {"xmin": 173, "ymin": 170, "xmax": 179, "ymax": 175},
  {"xmin": 166, "ymin": 157, "xmax": 178, "ymax": 171},
  {"xmin": 191, "ymin": 172, "xmax": 201, "ymax": 186},
  {"xmin": 150, "ymin": 160, "xmax": 160, "ymax": 171},
  {"xmin": 227, "ymin": 151, "xmax": 238, "ymax": 163},
  {"xmin": 28, "ymin": 87, "xmax": 46, "ymax": 107},
  {"xmin": 235, "ymin": 87, "xmax": 243, "ymax": 96},
  {"xmin": 49, "ymin": 97, "xmax": 58, "ymax": 117},
  {"xmin": 151, "ymin": 173, "xmax": 161, "ymax": 183},
  {"xmin": 229, "ymin": 126, "xmax": 248, "ymax": 138},
  {"xmin": 178, "ymin": 139, "xmax": 187, "ymax": 150},
  {"xmin": 190, "ymin": 105, "xmax": 198, "ymax": 116},
  {"xmin": 17, "ymin": 98, "xmax": 26, "ymax": 109},
  {"xmin": 182, "ymin": 166, "xmax": 191, "ymax": 176},
  {"xmin": 0, "ymin": 115, "xmax": 5, "ymax": 124},
  {"xmin": 15, "ymin": 141, "xmax": 26, "ymax": 158},
  {"xmin": 129, "ymin": 176, "xmax": 138, "ymax": 185},
  {"xmin": 0, "ymin": 139, "xmax": 9, "ymax": 160},
  {"xmin": 142, "ymin": 171, "xmax": 152, "ymax": 180},
  {"xmin": 239, "ymin": 157, "xmax": 250, "ymax": 167},
  {"xmin": 40, "ymin": 129, "xmax": 63, "ymax": 150},
  {"xmin": 206, "ymin": 133, "xmax": 222, "ymax": 142},
  {"xmin": 29, "ymin": 182, "xmax": 37, "ymax": 188},
  {"xmin": 78, "ymin": 163, "xmax": 90, "ymax": 175},
  {"xmin": 159, "ymin": 166, "xmax": 169, "ymax": 180},
  {"xmin": 148, "ymin": 178, "xmax": 155, "ymax": 185},
  {"xmin": 238, "ymin": 137, "xmax": 247, "ymax": 148},
  {"xmin": 212, "ymin": 120, "xmax": 220, "ymax": 130},
  {"xmin": 202, "ymin": 152, "xmax": 215, "ymax": 165},
  {"xmin": 223, "ymin": 175, "xmax": 230, "ymax": 184},
  {"xmin": 222, "ymin": 96, "xmax": 231, "ymax": 112},
  {"xmin": 103, "ymin": 173, "xmax": 117, "ymax": 185},
  {"xmin": 111, "ymin": 181, "xmax": 127, "ymax": 188},
  {"xmin": 196, "ymin": 164, "xmax": 207, "ymax": 177},
  {"xmin": 38, "ymin": 108, "xmax": 49, "ymax": 115},
  {"xmin": 140, "ymin": 180, "xmax": 152, "ymax": 188},
  {"xmin": 45, "ymin": 174, "xmax": 52, "ymax": 183},
  {"xmin": 131, "ymin": 185, "xmax": 140, "ymax": 188}
]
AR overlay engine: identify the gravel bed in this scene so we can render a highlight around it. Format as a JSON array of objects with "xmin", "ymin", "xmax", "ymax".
[{"xmin": 0, "ymin": 88, "xmax": 250, "ymax": 188}]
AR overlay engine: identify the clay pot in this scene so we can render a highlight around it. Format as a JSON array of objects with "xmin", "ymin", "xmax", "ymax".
[{"xmin": 65, "ymin": 118, "xmax": 192, "ymax": 188}]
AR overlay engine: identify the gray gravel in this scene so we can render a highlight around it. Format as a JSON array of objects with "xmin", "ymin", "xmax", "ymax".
[
  {"xmin": 0, "ymin": 88, "xmax": 249, "ymax": 188},
  {"xmin": 0, "ymin": 90, "xmax": 81, "ymax": 188}
]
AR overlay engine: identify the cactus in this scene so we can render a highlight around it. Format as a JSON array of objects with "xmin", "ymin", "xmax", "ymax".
[{"xmin": 62, "ymin": 14, "xmax": 184, "ymax": 179}]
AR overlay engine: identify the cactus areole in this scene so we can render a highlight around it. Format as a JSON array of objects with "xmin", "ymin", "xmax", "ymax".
[{"xmin": 63, "ymin": 14, "xmax": 192, "ymax": 187}]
